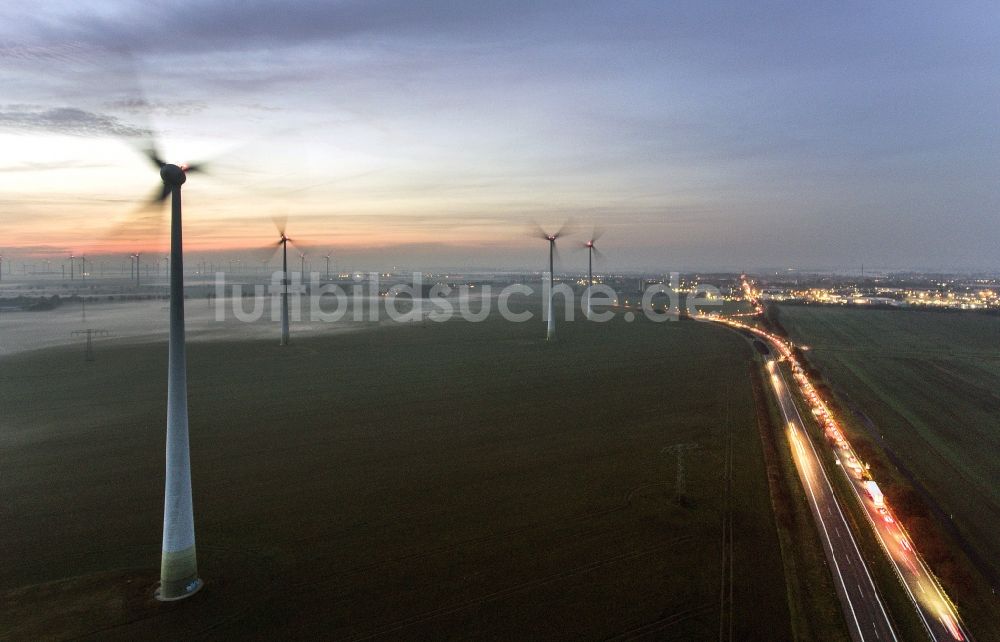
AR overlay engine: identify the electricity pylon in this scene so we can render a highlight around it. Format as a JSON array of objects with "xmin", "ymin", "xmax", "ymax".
[
  {"xmin": 662, "ymin": 443, "xmax": 699, "ymax": 503},
  {"xmin": 71, "ymin": 329, "xmax": 110, "ymax": 361}
]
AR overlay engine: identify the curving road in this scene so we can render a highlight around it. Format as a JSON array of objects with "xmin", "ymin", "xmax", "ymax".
[{"xmin": 705, "ymin": 311, "xmax": 972, "ymax": 641}]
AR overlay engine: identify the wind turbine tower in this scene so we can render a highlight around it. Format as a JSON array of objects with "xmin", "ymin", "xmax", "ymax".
[
  {"xmin": 535, "ymin": 223, "xmax": 570, "ymax": 340},
  {"xmin": 273, "ymin": 219, "xmax": 292, "ymax": 346},
  {"xmin": 283, "ymin": 239, "xmax": 291, "ymax": 345},
  {"xmin": 583, "ymin": 229, "xmax": 604, "ymax": 319},
  {"xmin": 139, "ymin": 147, "xmax": 208, "ymax": 601},
  {"xmin": 132, "ymin": 252, "xmax": 142, "ymax": 287},
  {"xmin": 547, "ymin": 236, "xmax": 556, "ymax": 339}
]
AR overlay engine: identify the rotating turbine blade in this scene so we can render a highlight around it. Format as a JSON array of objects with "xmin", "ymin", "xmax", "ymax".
[
  {"xmin": 104, "ymin": 207, "xmax": 167, "ymax": 248},
  {"xmin": 590, "ymin": 225, "xmax": 604, "ymax": 244},
  {"xmin": 272, "ymin": 214, "xmax": 287, "ymax": 237},
  {"xmin": 553, "ymin": 218, "xmax": 576, "ymax": 240},
  {"xmin": 182, "ymin": 161, "xmax": 210, "ymax": 174},
  {"xmin": 289, "ymin": 237, "xmax": 316, "ymax": 256},
  {"xmin": 528, "ymin": 221, "xmax": 552, "ymax": 241},
  {"xmin": 148, "ymin": 182, "xmax": 171, "ymax": 206},
  {"xmin": 250, "ymin": 242, "xmax": 282, "ymax": 265},
  {"xmin": 592, "ymin": 245, "xmax": 606, "ymax": 263},
  {"xmin": 101, "ymin": 180, "xmax": 169, "ymax": 247},
  {"xmin": 144, "ymin": 145, "xmax": 166, "ymax": 169}
]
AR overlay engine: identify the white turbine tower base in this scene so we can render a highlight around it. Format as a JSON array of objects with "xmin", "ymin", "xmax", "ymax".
[{"xmin": 546, "ymin": 276, "xmax": 556, "ymax": 340}]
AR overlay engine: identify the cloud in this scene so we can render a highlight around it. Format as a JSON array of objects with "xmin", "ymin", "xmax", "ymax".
[
  {"xmin": 0, "ymin": 244, "xmax": 72, "ymax": 256},
  {"xmin": 0, "ymin": 2, "xmax": 998, "ymax": 270},
  {"xmin": 0, "ymin": 105, "xmax": 149, "ymax": 137},
  {"xmin": 10, "ymin": 1, "xmax": 560, "ymax": 55},
  {"xmin": 104, "ymin": 98, "xmax": 207, "ymax": 116},
  {"xmin": 0, "ymin": 40, "xmax": 97, "ymax": 64},
  {"xmin": 0, "ymin": 160, "xmax": 109, "ymax": 172}
]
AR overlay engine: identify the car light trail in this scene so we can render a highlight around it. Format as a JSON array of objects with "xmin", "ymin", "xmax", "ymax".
[{"xmin": 698, "ymin": 287, "xmax": 972, "ymax": 642}]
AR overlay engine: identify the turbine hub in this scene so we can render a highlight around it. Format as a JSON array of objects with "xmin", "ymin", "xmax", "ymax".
[{"xmin": 160, "ymin": 163, "xmax": 187, "ymax": 186}]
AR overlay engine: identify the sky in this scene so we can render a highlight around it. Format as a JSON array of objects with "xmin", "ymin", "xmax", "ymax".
[{"xmin": 0, "ymin": 1, "xmax": 998, "ymax": 272}]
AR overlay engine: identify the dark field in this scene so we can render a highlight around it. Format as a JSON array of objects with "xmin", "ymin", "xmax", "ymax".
[
  {"xmin": 1, "ymin": 310, "xmax": 790, "ymax": 640},
  {"xmin": 775, "ymin": 306, "xmax": 1000, "ymax": 616}
]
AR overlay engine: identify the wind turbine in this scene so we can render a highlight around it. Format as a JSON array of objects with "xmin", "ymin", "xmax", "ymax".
[
  {"xmin": 134, "ymin": 143, "xmax": 207, "ymax": 601},
  {"xmin": 69, "ymin": 253, "xmax": 76, "ymax": 280},
  {"xmin": 324, "ymin": 252, "xmax": 332, "ymax": 280},
  {"xmin": 132, "ymin": 252, "xmax": 142, "ymax": 287},
  {"xmin": 534, "ymin": 222, "xmax": 572, "ymax": 340},
  {"xmin": 0, "ymin": 254, "xmax": 4, "ymax": 282},
  {"xmin": 583, "ymin": 229, "xmax": 605, "ymax": 319},
  {"xmin": 261, "ymin": 218, "xmax": 314, "ymax": 345},
  {"xmin": 272, "ymin": 217, "xmax": 292, "ymax": 346}
]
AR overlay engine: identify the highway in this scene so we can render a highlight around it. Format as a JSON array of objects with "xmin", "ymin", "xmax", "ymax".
[
  {"xmin": 782, "ymin": 346, "xmax": 971, "ymax": 642},
  {"xmin": 704, "ymin": 310, "xmax": 971, "ymax": 641},
  {"xmin": 766, "ymin": 353, "xmax": 899, "ymax": 642}
]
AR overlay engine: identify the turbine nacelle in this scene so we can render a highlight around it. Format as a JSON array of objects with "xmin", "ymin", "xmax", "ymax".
[
  {"xmin": 160, "ymin": 163, "xmax": 187, "ymax": 186},
  {"xmin": 143, "ymin": 145, "xmax": 205, "ymax": 205},
  {"xmin": 532, "ymin": 220, "xmax": 573, "ymax": 244},
  {"xmin": 583, "ymin": 227, "xmax": 605, "ymax": 264}
]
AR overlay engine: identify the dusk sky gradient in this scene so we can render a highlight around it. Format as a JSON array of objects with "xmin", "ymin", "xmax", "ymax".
[{"xmin": 1, "ymin": 1, "xmax": 998, "ymax": 271}]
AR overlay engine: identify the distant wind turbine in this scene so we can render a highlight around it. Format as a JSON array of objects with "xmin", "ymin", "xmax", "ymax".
[
  {"xmin": 131, "ymin": 252, "xmax": 142, "ymax": 287},
  {"xmin": 261, "ymin": 216, "xmax": 317, "ymax": 344},
  {"xmin": 583, "ymin": 228, "xmax": 605, "ymax": 319},
  {"xmin": 272, "ymin": 216, "xmax": 292, "ymax": 346},
  {"xmin": 534, "ymin": 222, "xmax": 572, "ymax": 340}
]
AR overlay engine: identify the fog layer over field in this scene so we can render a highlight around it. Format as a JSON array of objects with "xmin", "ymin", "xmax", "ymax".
[{"xmin": 0, "ymin": 296, "xmax": 428, "ymax": 356}]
